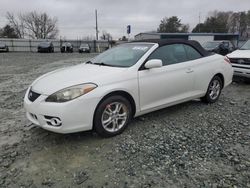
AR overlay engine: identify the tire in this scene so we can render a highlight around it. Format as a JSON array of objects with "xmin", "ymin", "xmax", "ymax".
[
  {"xmin": 94, "ymin": 95, "xmax": 132, "ymax": 137},
  {"xmin": 201, "ymin": 75, "xmax": 223, "ymax": 103},
  {"xmin": 245, "ymin": 78, "xmax": 250, "ymax": 84}
]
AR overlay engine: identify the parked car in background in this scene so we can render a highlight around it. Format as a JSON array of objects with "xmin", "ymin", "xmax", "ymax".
[
  {"xmin": 38, "ymin": 42, "xmax": 54, "ymax": 53},
  {"xmin": 61, "ymin": 42, "xmax": 73, "ymax": 53},
  {"xmin": 79, "ymin": 43, "xmax": 90, "ymax": 53},
  {"xmin": 0, "ymin": 42, "xmax": 9, "ymax": 52},
  {"xmin": 202, "ymin": 41, "xmax": 235, "ymax": 55},
  {"xmin": 24, "ymin": 39, "xmax": 233, "ymax": 137},
  {"xmin": 227, "ymin": 40, "xmax": 250, "ymax": 81}
]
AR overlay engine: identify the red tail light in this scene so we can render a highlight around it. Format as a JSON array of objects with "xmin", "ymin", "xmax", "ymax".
[{"xmin": 224, "ymin": 56, "xmax": 231, "ymax": 64}]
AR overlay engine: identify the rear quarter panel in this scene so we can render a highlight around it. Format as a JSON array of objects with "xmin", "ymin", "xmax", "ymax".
[{"xmin": 193, "ymin": 54, "xmax": 232, "ymax": 94}]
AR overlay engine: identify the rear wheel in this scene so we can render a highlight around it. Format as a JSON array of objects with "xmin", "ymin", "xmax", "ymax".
[
  {"xmin": 201, "ymin": 76, "xmax": 222, "ymax": 103},
  {"xmin": 94, "ymin": 96, "xmax": 132, "ymax": 137}
]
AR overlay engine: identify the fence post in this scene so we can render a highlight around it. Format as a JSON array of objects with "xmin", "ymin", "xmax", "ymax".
[
  {"xmin": 11, "ymin": 39, "xmax": 14, "ymax": 52},
  {"xmin": 29, "ymin": 39, "xmax": 32, "ymax": 52},
  {"xmin": 93, "ymin": 40, "xmax": 97, "ymax": 53}
]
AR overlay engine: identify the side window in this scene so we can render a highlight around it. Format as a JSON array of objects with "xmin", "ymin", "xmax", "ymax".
[
  {"xmin": 183, "ymin": 45, "xmax": 202, "ymax": 61},
  {"xmin": 148, "ymin": 44, "xmax": 188, "ymax": 66}
]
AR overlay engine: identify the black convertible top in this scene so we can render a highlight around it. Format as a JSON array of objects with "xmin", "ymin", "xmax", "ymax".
[{"xmin": 132, "ymin": 39, "xmax": 210, "ymax": 57}]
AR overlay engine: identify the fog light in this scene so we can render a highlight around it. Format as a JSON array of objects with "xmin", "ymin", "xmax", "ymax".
[
  {"xmin": 50, "ymin": 118, "xmax": 62, "ymax": 127},
  {"xmin": 44, "ymin": 116, "xmax": 62, "ymax": 127}
]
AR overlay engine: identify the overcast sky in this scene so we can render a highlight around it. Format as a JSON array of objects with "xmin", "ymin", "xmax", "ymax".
[{"xmin": 0, "ymin": 0, "xmax": 249, "ymax": 39}]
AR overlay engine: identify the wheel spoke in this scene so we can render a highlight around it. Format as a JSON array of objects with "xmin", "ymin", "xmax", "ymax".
[
  {"xmin": 107, "ymin": 106, "xmax": 113, "ymax": 114},
  {"xmin": 215, "ymin": 84, "xmax": 220, "ymax": 90},
  {"xmin": 118, "ymin": 113, "xmax": 127, "ymax": 120},
  {"xmin": 111, "ymin": 120, "xmax": 118, "ymax": 131},
  {"xmin": 103, "ymin": 110, "xmax": 112, "ymax": 116},
  {"xmin": 114, "ymin": 103, "xmax": 122, "ymax": 113},
  {"xmin": 103, "ymin": 117, "xmax": 112, "ymax": 127}
]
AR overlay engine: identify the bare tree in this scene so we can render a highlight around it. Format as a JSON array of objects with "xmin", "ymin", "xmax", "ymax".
[
  {"xmin": 20, "ymin": 11, "xmax": 58, "ymax": 39},
  {"xmin": 6, "ymin": 11, "xmax": 58, "ymax": 39},
  {"xmin": 100, "ymin": 31, "xmax": 112, "ymax": 41},
  {"xmin": 6, "ymin": 12, "xmax": 25, "ymax": 38}
]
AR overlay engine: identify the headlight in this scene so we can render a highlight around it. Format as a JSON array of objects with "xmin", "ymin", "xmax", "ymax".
[{"xmin": 46, "ymin": 83, "xmax": 97, "ymax": 103}]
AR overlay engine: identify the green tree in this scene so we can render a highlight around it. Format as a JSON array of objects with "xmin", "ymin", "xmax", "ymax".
[
  {"xmin": 157, "ymin": 16, "xmax": 189, "ymax": 33},
  {"xmin": 0, "ymin": 24, "xmax": 19, "ymax": 38},
  {"xmin": 192, "ymin": 23, "xmax": 206, "ymax": 33},
  {"xmin": 192, "ymin": 11, "xmax": 230, "ymax": 33}
]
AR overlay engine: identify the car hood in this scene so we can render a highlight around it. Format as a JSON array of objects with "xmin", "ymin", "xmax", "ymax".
[
  {"xmin": 31, "ymin": 63, "xmax": 127, "ymax": 95},
  {"xmin": 227, "ymin": 50, "xmax": 250, "ymax": 59}
]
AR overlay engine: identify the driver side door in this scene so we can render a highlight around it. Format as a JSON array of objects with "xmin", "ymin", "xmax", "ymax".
[{"xmin": 138, "ymin": 44, "xmax": 195, "ymax": 112}]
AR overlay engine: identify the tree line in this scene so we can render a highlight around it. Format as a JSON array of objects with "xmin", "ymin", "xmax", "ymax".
[
  {"xmin": 192, "ymin": 10, "xmax": 250, "ymax": 38},
  {"xmin": 0, "ymin": 11, "xmax": 58, "ymax": 39},
  {"xmin": 157, "ymin": 10, "xmax": 250, "ymax": 38}
]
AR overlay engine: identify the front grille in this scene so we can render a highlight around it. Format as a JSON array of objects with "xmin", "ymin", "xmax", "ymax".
[
  {"xmin": 232, "ymin": 65, "xmax": 250, "ymax": 70},
  {"xmin": 229, "ymin": 58, "xmax": 250, "ymax": 65},
  {"xmin": 28, "ymin": 89, "xmax": 41, "ymax": 102}
]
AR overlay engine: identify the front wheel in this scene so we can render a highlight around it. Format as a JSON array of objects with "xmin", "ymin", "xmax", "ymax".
[
  {"xmin": 94, "ymin": 96, "xmax": 132, "ymax": 137},
  {"xmin": 201, "ymin": 76, "xmax": 223, "ymax": 103}
]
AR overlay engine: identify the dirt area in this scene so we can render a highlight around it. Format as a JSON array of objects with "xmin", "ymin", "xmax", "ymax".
[{"xmin": 0, "ymin": 52, "xmax": 250, "ymax": 188}]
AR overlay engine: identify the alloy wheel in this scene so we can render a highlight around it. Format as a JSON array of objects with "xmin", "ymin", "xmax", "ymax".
[
  {"xmin": 208, "ymin": 79, "xmax": 221, "ymax": 100},
  {"xmin": 101, "ymin": 102, "xmax": 128, "ymax": 133}
]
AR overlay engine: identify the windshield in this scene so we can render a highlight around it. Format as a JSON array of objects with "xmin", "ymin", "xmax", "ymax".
[
  {"xmin": 240, "ymin": 40, "xmax": 250, "ymax": 50},
  {"xmin": 91, "ymin": 43, "xmax": 153, "ymax": 67},
  {"xmin": 203, "ymin": 41, "xmax": 221, "ymax": 49},
  {"xmin": 80, "ymin": 44, "xmax": 89, "ymax": 47},
  {"xmin": 39, "ymin": 42, "xmax": 50, "ymax": 47},
  {"xmin": 62, "ymin": 43, "xmax": 71, "ymax": 46}
]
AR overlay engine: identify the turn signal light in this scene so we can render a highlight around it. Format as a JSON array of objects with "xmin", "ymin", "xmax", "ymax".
[{"xmin": 224, "ymin": 56, "xmax": 231, "ymax": 64}]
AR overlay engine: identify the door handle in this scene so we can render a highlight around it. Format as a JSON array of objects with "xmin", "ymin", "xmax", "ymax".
[{"xmin": 186, "ymin": 68, "xmax": 194, "ymax": 73}]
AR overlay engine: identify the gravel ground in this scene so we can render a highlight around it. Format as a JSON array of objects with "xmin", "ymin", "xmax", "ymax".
[{"xmin": 0, "ymin": 52, "xmax": 249, "ymax": 188}]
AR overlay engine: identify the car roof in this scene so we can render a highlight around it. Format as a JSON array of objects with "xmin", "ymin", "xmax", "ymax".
[
  {"xmin": 132, "ymin": 39, "xmax": 210, "ymax": 57},
  {"xmin": 40, "ymin": 41, "xmax": 51, "ymax": 44}
]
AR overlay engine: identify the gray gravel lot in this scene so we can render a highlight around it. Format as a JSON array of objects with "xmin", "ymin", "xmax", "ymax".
[{"xmin": 0, "ymin": 52, "xmax": 249, "ymax": 188}]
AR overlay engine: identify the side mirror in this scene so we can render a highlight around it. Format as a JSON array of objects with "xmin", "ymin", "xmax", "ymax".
[{"xmin": 144, "ymin": 59, "xmax": 163, "ymax": 69}]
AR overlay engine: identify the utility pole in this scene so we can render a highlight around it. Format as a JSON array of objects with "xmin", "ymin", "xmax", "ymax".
[
  {"xmin": 95, "ymin": 9, "xmax": 98, "ymax": 41},
  {"xmin": 199, "ymin": 12, "xmax": 201, "ymax": 33}
]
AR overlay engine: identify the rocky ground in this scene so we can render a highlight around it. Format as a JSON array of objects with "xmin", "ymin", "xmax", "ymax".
[{"xmin": 0, "ymin": 52, "xmax": 249, "ymax": 188}]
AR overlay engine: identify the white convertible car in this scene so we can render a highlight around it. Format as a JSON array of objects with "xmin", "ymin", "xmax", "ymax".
[{"xmin": 24, "ymin": 39, "xmax": 233, "ymax": 137}]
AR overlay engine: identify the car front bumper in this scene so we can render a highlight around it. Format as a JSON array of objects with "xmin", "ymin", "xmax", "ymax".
[
  {"xmin": 23, "ymin": 87, "xmax": 100, "ymax": 134},
  {"xmin": 232, "ymin": 64, "xmax": 250, "ymax": 78},
  {"xmin": 79, "ymin": 48, "xmax": 89, "ymax": 52},
  {"xmin": 0, "ymin": 48, "xmax": 8, "ymax": 51}
]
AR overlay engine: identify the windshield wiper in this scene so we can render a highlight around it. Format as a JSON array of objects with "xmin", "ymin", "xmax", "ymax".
[
  {"xmin": 85, "ymin": 61, "xmax": 93, "ymax": 64},
  {"xmin": 93, "ymin": 62, "xmax": 114, "ymax": 67}
]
